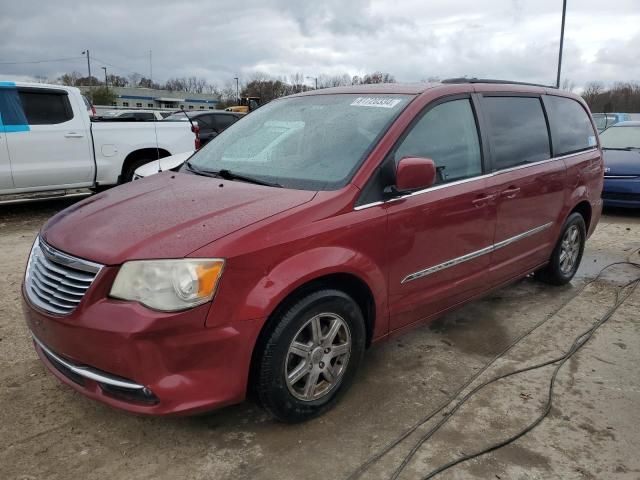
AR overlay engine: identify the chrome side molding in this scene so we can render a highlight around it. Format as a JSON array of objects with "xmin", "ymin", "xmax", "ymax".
[{"xmin": 401, "ymin": 222, "xmax": 553, "ymax": 284}]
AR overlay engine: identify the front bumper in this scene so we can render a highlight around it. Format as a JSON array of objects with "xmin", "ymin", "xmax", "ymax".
[
  {"xmin": 23, "ymin": 286, "xmax": 263, "ymax": 415},
  {"xmin": 603, "ymin": 177, "xmax": 640, "ymax": 208}
]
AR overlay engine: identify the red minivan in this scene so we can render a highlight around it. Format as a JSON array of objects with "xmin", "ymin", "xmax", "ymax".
[{"xmin": 23, "ymin": 80, "xmax": 603, "ymax": 422}]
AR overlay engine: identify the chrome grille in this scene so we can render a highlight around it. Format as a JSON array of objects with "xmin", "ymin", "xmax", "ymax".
[{"xmin": 25, "ymin": 237, "xmax": 103, "ymax": 315}]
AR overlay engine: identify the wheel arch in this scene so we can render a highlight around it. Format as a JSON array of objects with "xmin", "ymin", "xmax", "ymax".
[
  {"xmin": 120, "ymin": 148, "xmax": 171, "ymax": 182},
  {"xmin": 245, "ymin": 265, "xmax": 382, "ymax": 401},
  {"xmin": 569, "ymin": 200, "xmax": 592, "ymax": 232}
]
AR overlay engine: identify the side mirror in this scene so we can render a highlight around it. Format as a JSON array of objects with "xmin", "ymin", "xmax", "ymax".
[{"xmin": 394, "ymin": 156, "xmax": 436, "ymax": 192}]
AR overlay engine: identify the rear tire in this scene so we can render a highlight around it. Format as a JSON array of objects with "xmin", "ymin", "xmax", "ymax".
[
  {"xmin": 535, "ymin": 213, "xmax": 586, "ymax": 285},
  {"xmin": 255, "ymin": 289, "xmax": 366, "ymax": 423}
]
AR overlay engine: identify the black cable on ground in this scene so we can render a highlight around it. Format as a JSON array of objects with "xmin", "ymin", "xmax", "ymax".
[
  {"xmin": 345, "ymin": 260, "xmax": 640, "ymax": 480},
  {"xmin": 399, "ymin": 273, "xmax": 640, "ymax": 480}
]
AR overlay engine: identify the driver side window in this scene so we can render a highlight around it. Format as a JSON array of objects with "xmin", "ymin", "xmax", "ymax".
[{"xmin": 394, "ymin": 99, "xmax": 482, "ymax": 184}]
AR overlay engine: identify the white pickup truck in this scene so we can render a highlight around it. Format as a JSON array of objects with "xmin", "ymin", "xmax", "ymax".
[{"xmin": 0, "ymin": 82, "xmax": 197, "ymax": 202}]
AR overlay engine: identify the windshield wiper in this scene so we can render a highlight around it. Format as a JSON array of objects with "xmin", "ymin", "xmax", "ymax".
[
  {"xmin": 184, "ymin": 163, "xmax": 282, "ymax": 187},
  {"xmin": 184, "ymin": 161, "xmax": 219, "ymax": 178},
  {"xmin": 602, "ymin": 147, "xmax": 637, "ymax": 151},
  {"xmin": 213, "ymin": 169, "xmax": 283, "ymax": 188}
]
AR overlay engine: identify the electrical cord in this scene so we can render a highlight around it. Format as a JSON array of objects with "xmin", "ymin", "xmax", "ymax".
[
  {"xmin": 400, "ymin": 271, "xmax": 640, "ymax": 480},
  {"xmin": 345, "ymin": 260, "xmax": 640, "ymax": 480}
]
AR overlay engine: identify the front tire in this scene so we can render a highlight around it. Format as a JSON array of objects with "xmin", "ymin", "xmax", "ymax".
[
  {"xmin": 535, "ymin": 213, "xmax": 586, "ymax": 285},
  {"xmin": 256, "ymin": 289, "xmax": 366, "ymax": 423}
]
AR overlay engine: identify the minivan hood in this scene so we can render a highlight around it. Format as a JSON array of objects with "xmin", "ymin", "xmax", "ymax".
[
  {"xmin": 42, "ymin": 172, "xmax": 316, "ymax": 265},
  {"xmin": 603, "ymin": 149, "xmax": 640, "ymax": 176}
]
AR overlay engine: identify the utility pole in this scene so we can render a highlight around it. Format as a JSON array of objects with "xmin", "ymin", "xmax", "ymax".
[
  {"xmin": 102, "ymin": 67, "xmax": 107, "ymax": 88},
  {"xmin": 234, "ymin": 77, "xmax": 239, "ymax": 102},
  {"xmin": 556, "ymin": 0, "xmax": 567, "ymax": 88},
  {"xmin": 82, "ymin": 50, "xmax": 92, "ymax": 85},
  {"xmin": 149, "ymin": 50, "xmax": 153, "ymax": 83}
]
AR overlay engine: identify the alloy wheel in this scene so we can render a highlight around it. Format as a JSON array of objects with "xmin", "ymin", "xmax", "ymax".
[
  {"xmin": 559, "ymin": 224, "xmax": 581, "ymax": 275},
  {"xmin": 284, "ymin": 313, "xmax": 351, "ymax": 401}
]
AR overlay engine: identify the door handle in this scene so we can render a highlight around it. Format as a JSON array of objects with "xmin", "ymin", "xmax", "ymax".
[
  {"xmin": 501, "ymin": 186, "xmax": 520, "ymax": 199},
  {"xmin": 64, "ymin": 132, "xmax": 84, "ymax": 138},
  {"xmin": 472, "ymin": 193, "xmax": 497, "ymax": 207}
]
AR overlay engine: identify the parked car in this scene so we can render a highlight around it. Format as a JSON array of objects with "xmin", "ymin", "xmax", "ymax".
[
  {"xmin": 163, "ymin": 110, "xmax": 243, "ymax": 146},
  {"xmin": 592, "ymin": 112, "xmax": 631, "ymax": 132},
  {"xmin": 0, "ymin": 82, "xmax": 198, "ymax": 202},
  {"xmin": 600, "ymin": 121, "xmax": 640, "ymax": 208},
  {"xmin": 23, "ymin": 80, "xmax": 603, "ymax": 422},
  {"xmin": 133, "ymin": 119, "xmax": 304, "ymax": 179},
  {"xmin": 133, "ymin": 150, "xmax": 195, "ymax": 180},
  {"xmin": 97, "ymin": 109, "xmax": 171, "ymax": 121}
]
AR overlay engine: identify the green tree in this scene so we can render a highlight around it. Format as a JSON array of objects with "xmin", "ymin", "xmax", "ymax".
[{"xmin": 89, "ymin": 87, "xmax": 116, "ymax": 106}]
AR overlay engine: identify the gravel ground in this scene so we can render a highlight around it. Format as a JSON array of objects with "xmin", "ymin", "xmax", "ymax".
[{"xmin": 1, "ymin": 199, "xmax": 639, "ymax": 480}]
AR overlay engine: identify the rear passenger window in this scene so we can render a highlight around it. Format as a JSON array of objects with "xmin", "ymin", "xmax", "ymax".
[
  {"xmin": 394, "ymin": 99, "xmax": 482, "ymax": 184},
  {"xmin": 18, "ymin": 90, "xmax": 73, "ymax": 125},
  {"xmin": 136, "ymin": 113, "xmax": 155, "ymax": 121},
  {"xmin": 483, "ymin": 96, "xmax": 550, "ymax": 170},
  {"xmin": 544, "ymin": 95, "xmax": 597, "ymax": 156}
]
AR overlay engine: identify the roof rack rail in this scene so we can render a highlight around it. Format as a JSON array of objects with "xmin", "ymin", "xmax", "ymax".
[{"xmin": 442, "ymin": 77, "xmax": 557, "ymax": 89}]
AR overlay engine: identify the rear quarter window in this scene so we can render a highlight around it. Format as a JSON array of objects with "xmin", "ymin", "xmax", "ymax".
[
  {"xmin": 544, "ymin": 95, "xmax": 597, "ymax": 156},
  {"xmin": 482, "ymin": 96, "xmax": 550, "ymax": 170},
  {"xmin": 18, "ymin": 90, "xmax": 73, "ymax": 125}
]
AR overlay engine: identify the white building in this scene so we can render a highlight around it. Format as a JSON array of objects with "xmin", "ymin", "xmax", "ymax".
[{"xmin": 82, "ymin": 86, "xmax": 220, "ymax": 110}]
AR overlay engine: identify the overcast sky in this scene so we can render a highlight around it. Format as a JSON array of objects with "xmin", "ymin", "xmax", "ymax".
[{"xmin": 1, "ymin": 0, "xmax": 639, "ymax": 90}]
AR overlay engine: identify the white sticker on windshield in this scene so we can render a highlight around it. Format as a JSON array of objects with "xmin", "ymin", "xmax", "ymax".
[
  {"xmin": 351, "ymin": 97, "xmax": 402, "ymax": 108},
  {"xmin": 588, "ymin": 135, "xmax": 597, "ymax": 146}
]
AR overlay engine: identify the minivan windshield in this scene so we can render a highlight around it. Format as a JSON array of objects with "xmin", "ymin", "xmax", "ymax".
[
  {"xmin": 185, "ymin": 94, "xmax": 411, "ymax": 190},
  {"xmin": 600, "ymin": 125, "xmax": 640, "ymax": 149}
]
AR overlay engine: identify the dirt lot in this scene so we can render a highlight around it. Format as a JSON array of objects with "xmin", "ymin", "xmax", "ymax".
[{"xmin": 1, "ymin": 200, "xmax": 639, "ymax": 480}]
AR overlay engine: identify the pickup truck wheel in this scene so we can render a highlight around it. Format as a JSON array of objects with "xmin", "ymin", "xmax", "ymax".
[
  {"xmin": 122, "ymin": 157, "xmax": 154, "ymax": 183},
  {"xmin": 535, "ymin": 213, "xmax": 586, "ymax": 285},
  {"xmin": 256, "ymin": 289, "xmax": 365, "ymax": 423}
]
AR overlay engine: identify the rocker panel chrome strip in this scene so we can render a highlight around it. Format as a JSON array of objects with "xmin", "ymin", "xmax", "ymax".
[{"xmin": 401, "ymin": 222, "xmax": 553, "ymax": 284}]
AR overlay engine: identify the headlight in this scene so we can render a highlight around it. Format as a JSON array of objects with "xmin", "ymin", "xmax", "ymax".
[{"xmin": 110, "ymin": 259, "xmax": 224, "ymax": 311}]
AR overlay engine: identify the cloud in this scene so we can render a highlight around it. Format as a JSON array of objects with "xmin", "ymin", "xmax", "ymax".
[{"xmin": 0, "ymin": 0, "xmax": 638, "ymax": 89}]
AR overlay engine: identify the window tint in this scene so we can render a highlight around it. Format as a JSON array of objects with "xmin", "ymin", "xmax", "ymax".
[
  {"xmin": 135, "ymin": 112, "xmax": 155, "ymax": 121},
  {"xmin": 195, "ymin": 115, "xmax": 214, "ymax": 128},
  {"xmin": 394, "ymin": 99, "xmax": 482, "ymax": 184},
  {"xmin": 18, "ymin": 90, "xmax": 73, "ymax": 125},
  {"xmin": 483, "ymin": 96, "xmax": 550, "ymax": 170},
  {"xmin": 215, "ymin": 114, "xmax": 238, "ymax": 130},
  {"xmin": 0, "ymin": 89, "xmax": 29, "ymax": 127},
  {"xmin": 545, "ymin": 95, "xmax": 596, "ymax": 155}
]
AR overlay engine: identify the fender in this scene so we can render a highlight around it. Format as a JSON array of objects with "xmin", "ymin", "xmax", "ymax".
[{"xmin": 233, "ymin": 246, "xmax": 389, "ymax": 340}]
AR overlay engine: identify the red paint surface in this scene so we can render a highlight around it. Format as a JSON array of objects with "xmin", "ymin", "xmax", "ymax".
[{"xmin": 23, "ymin": 82, "xmax": 604, "ymax": 415}]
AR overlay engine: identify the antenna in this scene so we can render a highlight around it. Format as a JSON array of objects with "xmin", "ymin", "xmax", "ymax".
[{"xmin": 180, "ymin": 108, "xmax": 200, "ymax": 151}]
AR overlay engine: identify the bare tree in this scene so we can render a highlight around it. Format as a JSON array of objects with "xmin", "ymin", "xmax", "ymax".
[
  {"xmin": 582, "ymin": 81, "xmax": 604, "ymax": 107},
  {"xmin": 57, "ymin": 71, "xmax": 82, "ymax": 86},
  {"xmin": 128, "ymin": 73, "xmax": 142, "ymax": 87}
]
